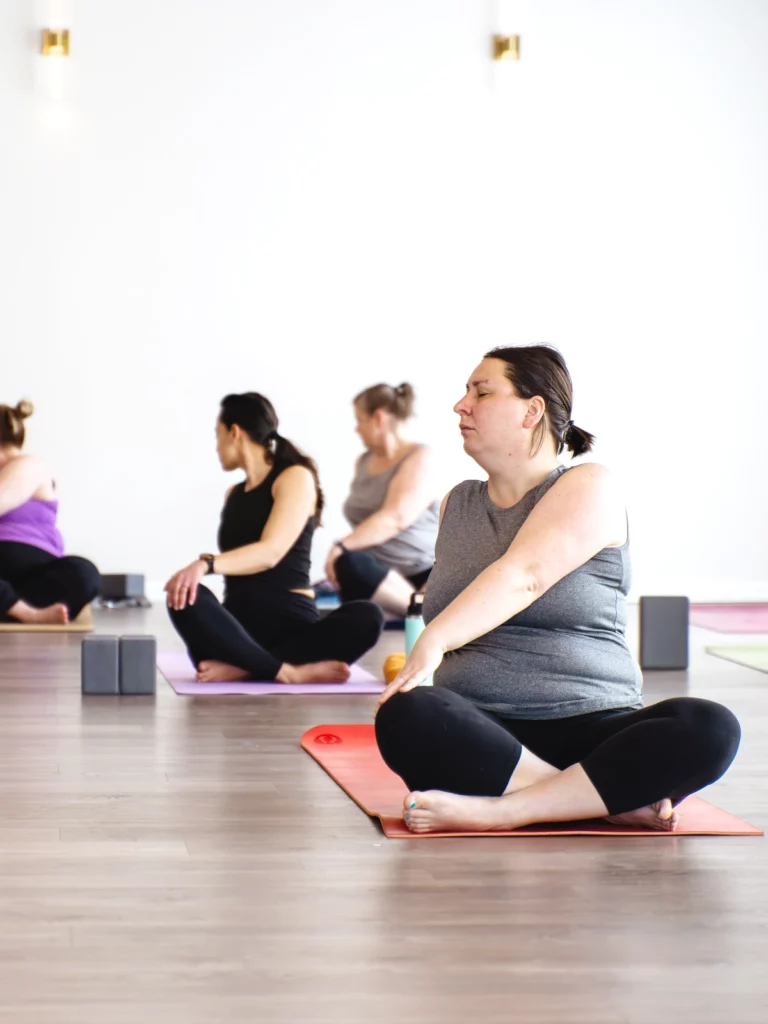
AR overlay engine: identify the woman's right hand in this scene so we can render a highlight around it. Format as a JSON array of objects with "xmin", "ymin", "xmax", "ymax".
[
  {"xmin": 164, "ymin": 560, "xmax": 208, "ymax": 611},
  {"xmin": 375, "ymin": 630, "xmax": 446, "ymax": 713}
]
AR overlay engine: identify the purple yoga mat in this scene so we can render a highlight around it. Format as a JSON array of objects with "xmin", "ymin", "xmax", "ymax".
[
  {"xmin": 157, "ymin": 651, "xmax": 384, "ymax": 695},
  {"xmin": 690, "ymin": 603, "xmax": 768, "ymax": 634}
]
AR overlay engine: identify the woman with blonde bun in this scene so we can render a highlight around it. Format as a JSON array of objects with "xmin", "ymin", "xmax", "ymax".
[{"xmin": 0, "ymin": 400, "xmax": 100, "ymax": 624}]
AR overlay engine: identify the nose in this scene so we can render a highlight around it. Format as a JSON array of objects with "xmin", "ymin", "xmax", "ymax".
[{"xmin": 454, "ymin": 394, "xmax": 471, "ymax": 416}]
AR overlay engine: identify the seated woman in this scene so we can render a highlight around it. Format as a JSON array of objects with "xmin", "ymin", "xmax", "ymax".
[
  {"xmin": 375, "ymin": 346, "xmax": 741, "ymax": 833},
  {"xmin": 0, "ymin": 400, "xmax": 100, "ymax": 624},
  {"xmin": 325, "ymin": 383, "xmax": 440, "ymax": 617},
  {"xmin": 166, "ymin": 392, "xmax": 383, "ymax": 683}
]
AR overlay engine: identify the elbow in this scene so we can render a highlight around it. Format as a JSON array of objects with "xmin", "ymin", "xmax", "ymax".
[
  {"xmin": 388, "ymin": 510, "xmax": 412, "ymax": 534},
  {"xmin": 522, "ymin": 570, "xmax": 541, "ymax": 598},
  {"xmin": 260, "ymin": 547, "xmax": 282, "ymax": 571}
]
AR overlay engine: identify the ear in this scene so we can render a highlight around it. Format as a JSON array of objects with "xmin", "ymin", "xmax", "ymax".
[
  {"xmin": 372, "ymin": 408, "xmax": 387, "ymax": 430},
  {"xmin": 522, "ymin": 396, "xmax": 546, "ymax": 430},
  {"xmin": 229, "ymin": 423, "xmax": 243, "ymax": 444}
]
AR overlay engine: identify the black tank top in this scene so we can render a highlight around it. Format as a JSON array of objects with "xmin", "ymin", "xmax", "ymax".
[{"xmin": 217, "ymin": 467, "xmax": 315, "ymax": 604}]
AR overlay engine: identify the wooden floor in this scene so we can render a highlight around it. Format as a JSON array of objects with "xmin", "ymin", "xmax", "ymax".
[{"xmin": 0, "ymin": 605, "xmax": 765, "ymax": 1023}]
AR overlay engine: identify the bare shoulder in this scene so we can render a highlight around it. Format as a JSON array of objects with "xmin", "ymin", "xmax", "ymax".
[
  {"xmin": 408, "ymin": 443, "xmax": 431, "ymax": 464},
  {"xmin": 1, "ymin": 453, "xmax": 48, "ymax": 479},
  {"xmin": 272, "ymin": 464, "xmax": 316, "ymax": 492},
  {"xmin": 542, "ymin": 463, "xmax": 626, "ymax": 544},
  {"xmin": 393, "ymin": 443, "xmax": 431, "ymax": 474},
  {"xmin": 553, "ymin": 462, "xmax": 620, "ymax": 497}
]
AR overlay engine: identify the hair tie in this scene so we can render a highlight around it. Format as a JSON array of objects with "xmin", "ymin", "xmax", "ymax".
[{"xmin": 266, "ymin": 429, "xmax": 279, "ymax": 443}]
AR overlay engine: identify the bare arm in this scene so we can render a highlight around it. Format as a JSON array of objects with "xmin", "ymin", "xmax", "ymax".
[
  {"xmin": 426, "ymin": 464, "xmax": 626, "ymax": 653},
  {"xmin": 341, "ymin": 447, "xmax": 436, "ymax": 550},
  {"xmin": 213, "ymin": 466, "xmax": 317, "ymax": 576},
  {"xmin": 0, "ymin": 457, "xmax": 49, "ymax": 516}
]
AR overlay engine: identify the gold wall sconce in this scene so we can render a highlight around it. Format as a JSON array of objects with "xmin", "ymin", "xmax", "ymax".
[
  {"xmin": 41, "ymin": 29, "xmax": 70, "ymax": 56},
  {"xmin": 492, "ymin": 35, "xmax": 520, "ymax": 61}
]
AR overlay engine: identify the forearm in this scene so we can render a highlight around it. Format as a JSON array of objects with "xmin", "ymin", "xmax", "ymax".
[
  {"xmin": 212, "ymin": 542, "xmax": 280, "ymax": 577},
  {"xmin": 341, "ymin": 510, "xmax": 404, "ymax": 551},
  {"xmin": 426, "ymin": 558, "xmax": 539, "ymax": 654}
]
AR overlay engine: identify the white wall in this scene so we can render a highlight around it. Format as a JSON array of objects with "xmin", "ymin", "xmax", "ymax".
[{"xmin": 3, "ymin": 0, "xmax": 767, "ymax": 600}]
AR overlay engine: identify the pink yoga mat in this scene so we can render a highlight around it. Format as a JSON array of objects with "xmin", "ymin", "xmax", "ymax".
[
  {"xmin": 157, "ymin": 651, "xmax": 384, "ymax": 695},
  {"xmin": 690, "ymin": 603, "xmax": 768, "ymax": 634}
]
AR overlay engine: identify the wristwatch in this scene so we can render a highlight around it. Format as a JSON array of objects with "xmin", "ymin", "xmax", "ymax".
[{"xmin": 199, "ymin": 553, "xmax": 216, "ymax": 575}]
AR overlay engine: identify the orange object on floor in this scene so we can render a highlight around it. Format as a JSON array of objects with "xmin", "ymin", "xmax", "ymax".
[
  {"xmin": 382, "ymin": 652, "xmax": 406, "ymax": 683},
  {"xmin": 301, "ymin": 723, "xmax": 763, "ymax": 838}
]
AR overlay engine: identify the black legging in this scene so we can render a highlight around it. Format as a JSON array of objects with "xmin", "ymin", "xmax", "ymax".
[
  {"xmin": 0, "ymin": 541, "xmax": 100, "ymax": 620},
  {"xmin": 375, "ymin": 686, "xmax": 741, "ymax": 816},
  {"xmin": 169, "ymin": 584, "xmax": 384, "ymax": 679},
  {"xmin": 334, "ymin": 549, "xmax": 432, "ymax": 603}
]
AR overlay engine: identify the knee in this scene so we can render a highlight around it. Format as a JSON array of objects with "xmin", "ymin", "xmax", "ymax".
[
  {"xmin": 345, "ymin": 599, "xmax": 385, "ymax": 640},
  {"xmin": 334, "ymin": 551, "xmax": 384, "ymax": 602},
  {"xmin": 167, "ymin": 584, "xmax": 215, "ymax": 624},
  {"xmin": 669, "ymin": 697, "xmax": 742, "ymax": 769},
  {"xmin": 375, "ymin": 687, "xmax": 445, "ymax": 750},
  {"xmin": 63, "ymin": 557, "xmax": 101, "ymax": 601}
]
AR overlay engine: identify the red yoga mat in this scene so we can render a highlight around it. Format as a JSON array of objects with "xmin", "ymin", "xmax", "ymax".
[{"xmin": 301, "ymin": 724, "xmax": 763, "ymax": 838}]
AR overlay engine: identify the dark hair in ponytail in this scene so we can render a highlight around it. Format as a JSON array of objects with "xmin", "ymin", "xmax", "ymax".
[
  {"xmin": 0, "ymin": 399, "xmax": 34, "ymax": 448},
  {"xmin": 354, "ymin": 382, "xmax": 415, "ymax": 421},
  {"xmin": 219, "ymin": 392, "xmax": 325, "ymax": 524},
  {"xmin": 484, "ymin": 345, "xmax": 595, "ymax": 458}
]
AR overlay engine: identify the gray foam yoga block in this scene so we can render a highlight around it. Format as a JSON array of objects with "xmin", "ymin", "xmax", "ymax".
[
  {"xmin": 639, "ymin": 596, "xmax": 690, "ymax": 670},
  {"xmin": 81, "ymin": 635, "xmax": 119, "ymax": 694},
  {"xmin": 119, "ymin": 636, "xmax": 157, "ymax": 695}
]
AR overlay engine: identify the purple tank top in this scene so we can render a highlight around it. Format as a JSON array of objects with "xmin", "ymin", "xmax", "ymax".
[{"xmin": 0, "ymin": 499, "xmax": 64, "ymax": 558}]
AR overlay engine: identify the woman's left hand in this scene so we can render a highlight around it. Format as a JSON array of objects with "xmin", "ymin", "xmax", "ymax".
[
  {"xmin": 375, "ymin": 631, "xmax": 445, "ymax": 712},
  {"xmin": 164, "ymin": 560, "xmax": 208, "ymax": 611}
]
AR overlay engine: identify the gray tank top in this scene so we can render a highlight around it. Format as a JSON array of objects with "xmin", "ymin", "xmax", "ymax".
[
  {"xmin": 342, "ymin": 446, "xmax": 439, "ymax": 576},
  {"xmin": 423, "ymin": 465, "xmax": 643, "ymax": 720}
]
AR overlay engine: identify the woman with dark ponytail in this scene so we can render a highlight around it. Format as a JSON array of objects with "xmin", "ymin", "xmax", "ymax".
[
  {"xmin": 165, "ymin": 393, "xmax": 383, "ymax": 682},
  {"xmin": 0, "ymin": 400, "xmax": 100, "ymax": 624},
  {"xmin": 375, "ymin": 346, "xmax": 740, "ymax": 835}
]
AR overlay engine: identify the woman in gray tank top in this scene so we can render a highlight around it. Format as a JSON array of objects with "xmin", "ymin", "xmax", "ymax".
[
  {"xmin": 375, "ymin": 346, "xmax": 740, "ymax": 834},
  {"xmin": 325, "ymin": 382, "xmax": 440, "ymax": 616}
]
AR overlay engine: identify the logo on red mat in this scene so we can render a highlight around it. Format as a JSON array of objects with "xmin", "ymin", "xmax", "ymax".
[{"xmin": 315, "ymin": 733, "xmax": 342, "ymax": 744}]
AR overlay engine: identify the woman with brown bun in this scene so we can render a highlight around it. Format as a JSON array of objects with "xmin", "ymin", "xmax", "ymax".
[
  {"xmin": 0, "ymin": 400, "xmax": 100, "ymax": 624},
  {"xmin": 325, "ymin": 383, "xmax": 440, "ymax": 617}
]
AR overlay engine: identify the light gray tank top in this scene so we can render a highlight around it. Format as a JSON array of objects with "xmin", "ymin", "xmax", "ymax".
[
  {"xmin": 423, "ymin": 465, "xmax": 643, "ymax": 720},
  {"xmin": 342, "ymin": 446, "xmax": 439, "ymax": 576}
]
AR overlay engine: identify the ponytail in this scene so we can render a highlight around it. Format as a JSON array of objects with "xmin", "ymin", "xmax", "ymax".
[
  {"xmin": 560, "ymin": 420, "xmax": 595, "ymax": 458},
  {"xmin": 270, "ymin": 432, "xmax": 325, "ymax": 525}
]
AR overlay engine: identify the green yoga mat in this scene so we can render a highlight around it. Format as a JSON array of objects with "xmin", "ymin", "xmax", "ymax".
[{"xmin": 706, "ymin": 646, "xmax": 768, "ymax": 674}]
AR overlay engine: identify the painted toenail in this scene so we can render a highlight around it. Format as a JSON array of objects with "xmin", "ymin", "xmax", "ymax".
[{"xmin": 410, "ymin": 799, "xmax": 416, "ymax": 808}]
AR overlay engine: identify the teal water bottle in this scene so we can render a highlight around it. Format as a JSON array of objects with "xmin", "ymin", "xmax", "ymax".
[{"xmin": 404, "ymin": 593, "xmax": 433, "ymax": 686}]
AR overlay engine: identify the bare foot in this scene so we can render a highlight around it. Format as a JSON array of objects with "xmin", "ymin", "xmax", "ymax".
[
  {"xmin": 403, "ymin": 790, "xmax": 502, "ymax": 834},
  {"xmin": 196, "ymin": 660, "xmax": 251, "ymax": 682},
  {"xmin": 276, "ymin": 661, "xmax": 351, "ymax": 684},
  {"xmin": 8, "ymin": 600, "xmax": 69, "ymax": 625},
  {"xmin": 606, "ymin": 798, "xmax": 680, "ymax": 832}
]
